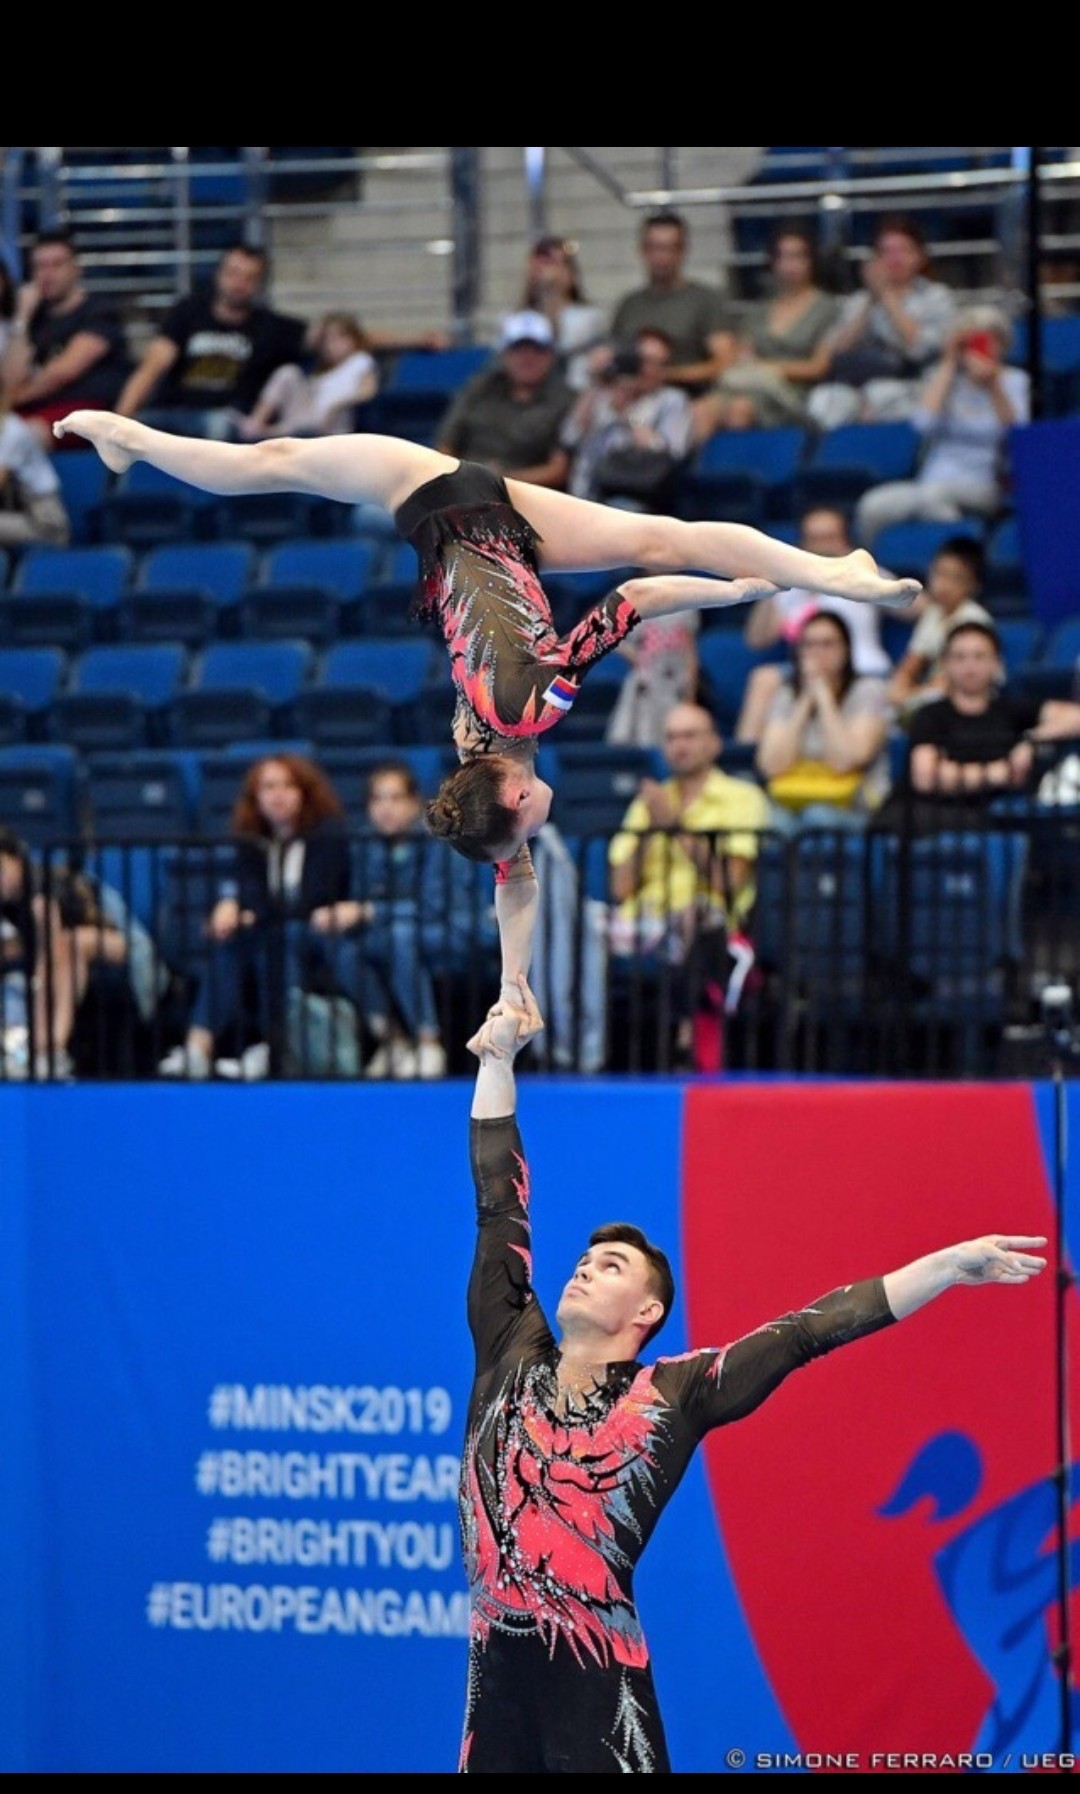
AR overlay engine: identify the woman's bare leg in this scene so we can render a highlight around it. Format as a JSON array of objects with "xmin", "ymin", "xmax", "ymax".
[
  {"xmin": 53, "ymin": 412, "xmax": 455, "ymax": 515},
  {"xmin": 507, "ymin": 480, "xmax": 922, "ymax": 605}
]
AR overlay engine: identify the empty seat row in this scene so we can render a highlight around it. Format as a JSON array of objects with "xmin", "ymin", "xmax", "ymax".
[{"xmin": 0, "ymin": 638, "xmax": 452, "ymax": 752}]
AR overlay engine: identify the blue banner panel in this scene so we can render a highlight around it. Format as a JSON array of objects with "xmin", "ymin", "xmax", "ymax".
[
  {"xmin": 5, "ymin": 1080, "xmax": 731, "ymax": 1775},
  {"xmin": 1009, "ymin": 418, "xmax": 1080, "ymax": 629}
]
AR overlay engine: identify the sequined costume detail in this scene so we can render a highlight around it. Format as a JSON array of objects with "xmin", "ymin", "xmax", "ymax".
[
  {"xmin": 458, "ymin": 1113, "xmax": 895, "ymax": 1773},
  {"xmin": 395, "ymin": 462, "xmax": 640, "ymax": 759}
]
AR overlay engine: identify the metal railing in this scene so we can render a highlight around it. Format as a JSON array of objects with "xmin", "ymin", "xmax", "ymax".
[{"xmin": 2, "ymin": 809, "xmax": 1079, "ymax": 1085}]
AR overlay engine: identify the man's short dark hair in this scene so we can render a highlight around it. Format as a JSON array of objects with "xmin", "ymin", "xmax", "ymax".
[
  {"xmin": 589, "ymin": 1222, "xmax": 676, "ymax": 1345},
  {"xmin": 933, "ymin": 536, "xmax": 986, "ymax": 585},
  {"xmin": 218, "ymin": 242, "xmax": 268, "ymax": 271},
  {"xmin": 33, "ymin": 230, "xmax": 77, "ymax": 257},
  {"xmin": 364, "ymin": 757, "xmax": 421, "ymax": 805},
  {"xmin": 943, "ymin": 619, "xmax": 1002, "ymax": 657},
  {"xmin": 641, "ymin": 210, "xmax": 688, "ymax": 244}
]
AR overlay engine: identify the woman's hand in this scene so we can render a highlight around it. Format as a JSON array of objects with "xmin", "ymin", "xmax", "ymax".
[{"xmin": 468, "ymin": 974, "xmax": 544, "ymax": 1058}]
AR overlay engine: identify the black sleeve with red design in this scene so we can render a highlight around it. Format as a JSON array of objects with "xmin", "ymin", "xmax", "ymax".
[
  {"xmin": 496, "ymin": 587, "xmax": 641, "ymax": 734},
  {"xmin": 468, "ymin": 1115, "xmax": 554, "ymax": 1377},
  {"xmin": 658, "ymin": 1278, "xmax": 895, "ymax": 1438}
]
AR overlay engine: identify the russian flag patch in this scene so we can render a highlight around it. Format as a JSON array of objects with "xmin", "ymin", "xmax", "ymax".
[{"xmin": 543, "ymin": 674, "xmax": 579, "ymax": 712}]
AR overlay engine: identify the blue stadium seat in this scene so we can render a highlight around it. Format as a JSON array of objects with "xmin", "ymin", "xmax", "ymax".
[
  {"xmin": 0, "ymin": 744, "xmax": 82, "ymax": 845},
  {"xmin": 83, "ymin": 752, "xmax": 198, "ymax": 838},
  {"xmin": 346, "ymin": 580, "xmax": 416, "ymax": 636},
  {"xmin": 164, "ymin": 639, "xmax": 315, "ymax": 748},
  {"xmin": 14, "ymin": 546, "xmax": 135, "ymax": 623},
  {"xmin": 865, "ymin": 518, "xmax": 984, "ymax": 580},
  {"xmin": 317, "ymin": 639, "xmax": 436, "ymax": 703},
  {"xmin": 0, "ymin": 696, "xmax": 27, "ymax": 746},
  {"xmin": 119, "ymin": 588, "xmax": 219, "ymax": 649},
  {"xmin": 53, "ymin": 451, "xmax": 110, "ymax": 546},
  {"xmin": 236, "ymin": 584, "xmax": 341, "ymax": 645},
  {"xmin": 995, "ymin": 619, "xmax": 1044, "ymax": 677},
  {"xmin": 261, "ymin": 539, "xmax": 376, "ymax": 600},
  {"xmin": 752, "ymin": 830, "xmax": 872, "ymax": 1022},
  {"xmin": 94, "ymin": 458, "xmax": 213, "ymax": 547},
  {"xmin": 288, "ymin": 687, "xmax": 394, "ymax": 750},
  {"xmin": 685, "ymin": 426, "xmax": 807, "ymax": 520},
  {"xmin": 49, "ymin": 643, "xmax": 189, "ymax": 753},
  {"xmin": 209, "ymin": 492, "xmax": 320, "ymax": 547},
  {"xmin": 139, "ymin": 542, "xmax": 257, "ymax": 609},
  {"xmin": 552, "ymin": 743, "xmax": 664, "ymax": 836},
  {"xmin": 0, "ymin": 646, "xmax": 68, "ymax": 719},
  {"xmin": 316, "ymin": 745, "xmax": 450, "ymax": 812},
  {"xmin": 96, "ymin": 490, "xmax": 199, "ymax": 550},
  {"xmin": 874, "ymin": 830, "xmax": 1028, "ymax": 1066},
  {"xmin": 386, "ymin": 347, "xmax": 493, "ymax": 392},
  {"xmin": 194, "ymin": 640, "xmax": 315, "ymax": 705},
  {"xmin": 792, "ymin": 421, "xmax": 922, "ymax": 513},
  {"xmin": 0, "ymin": 594, "xmax": 93, "ymax": 652},
  {"xmin": 696, "ymin": 635, "xmax": 766, "ymax": 735}
]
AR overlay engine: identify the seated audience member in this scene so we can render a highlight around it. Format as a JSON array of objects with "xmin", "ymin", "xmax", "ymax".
[
  {"xmin": 435, "ymin": 310, "xmax": 575, "ymax": 488},
  {"xmin": 736, "ymin": 505, "xmax": 898, "ymax": 744},
  {"xmin": 115, "ymin": 243, "xmax": 308, "ymax": 434},
  {"xmin": 608, "ymin": 210, "xmax": 735, "ymax": 396},
  {"xmin": 159, "ymin": 754, "xmax": 349, "ymax": 1080},
  {"xmin": 310, "ymin": 758, "xmax": 479, "ymax": 1079},
  {"xmin": 876, "ymin": 621, "xmax": 1037, "ymax": 832},
  {"xmin": 886, "ymin": 536, "xmax": 993, "ymax": 717},
  {"xmin": 854, "ymin": 306, "xmax": 1029, "ymax": 546},
  {"xmin": 608, "ymin": 702, "xmax": 769, "ymax": 1060},
  {"xmin": 559, "ymin": 327, "xmax": 693, "ymax": 508},
  {"xmin": 527, "ymin": 822, "xmax": 608, "ymax": 1074},
  {"xmin": 514, "ymin": 234, "xmax": 608, "ymax": 391},
  {"xmin": 0, "ymin": 829, "xmax": 152, "ymax": 1080},
  {"xmin": 1, "ymin": 232, "xmax": 131, "ymax": 447},
  {"xmin": 807, "ymin": 214, "xmax": 957, "ymax": 429},
  {"xmin": 756, "ymin": 610, "xmax": 890, "ymax": 831},
  {"xmin": 234, "ymin": 311, "xmax": 378, "ymax": 437},
  {"xmin": 605, "ymin": 607, "xmax": 700, "ymax": 748},
  {"xmin": 691, "ymin": 224, "xmax": 840, "ymax": 439},
  {"xmin": 0, "ymin": 396, "xmax": 71, "ymax": 545}
]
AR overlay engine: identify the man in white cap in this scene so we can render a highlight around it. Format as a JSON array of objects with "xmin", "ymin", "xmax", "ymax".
[{"xmin": 435, "ymin": 310, "xmax": 575, "ymax": 489}]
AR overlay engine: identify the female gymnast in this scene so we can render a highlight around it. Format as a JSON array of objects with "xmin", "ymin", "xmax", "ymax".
[{"xmin": 54, "ymin": 412, "xmax": 920, "ymax": 1007}]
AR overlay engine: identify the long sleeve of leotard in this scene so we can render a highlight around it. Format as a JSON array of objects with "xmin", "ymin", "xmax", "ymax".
[
  {"xmin": 487, "ymin": 587, "xmax": 642, "ymax": 736},
  {"xmin": 658, "ymin": 1278, "xmax": 895, "ymax": 1438},
  {"xmin": 467, "ymin": 1114, "xmax": 554, "ymax": 1377}
]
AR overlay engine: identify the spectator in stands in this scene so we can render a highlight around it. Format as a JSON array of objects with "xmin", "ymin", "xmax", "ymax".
[
  {"xmin": 607, "ymin": 700, "xmax": 769, "ymax": 1065},
  {"xmin": 0, "ymin": 829, "xmax": 147, "ymax": 1081},
  {"xmin": 875, "ymin": 621, "xmax": 1037, "ymax": 831},
  {"xmin": 0, "ymin": 231, "xmax": 131, "ymax": 448},
  {"xmin": 158, "ymin": 754, "xmax": 350, "ymax": 1080},
  {"xmin": 886, "ymin": 536, "xmax": 993, "ymax": 716},
  {"xmin": 308, "ymin": 758, "xmax": 482, "ymax": 1079},
  {"xmin": 233, "ymin": 311, "xmax": 378, "ymax": 438},
  {"xmin": 605, "ymin": 606, "xmax": 701, "ymax": 748},
  {"xmin": 515, "ymin": 234, "xmax": 607, "ymax": 391},
  {"xmin": 435, "ymin": 310, "xmax": 575, "ymax": 488},
  {"xmin": 559, "ymin": 327, "xmax": 694, "ymax": 508},
  {"xmin": 115, "ymin": 243, "xmax": 308, "ymax": 435},
  {"xmin": 607, "ymin": 211, "xmax": 735, "ymax": 396},
  {"xmin": 756, "ymin": 610, "xmax": 891, "ymax": 830},
  {"xmin": 807, "ymin": 215, "xmax": 958, "ymax": 429},
  {"xmin": 853, "ymin": 305, "xmax": 1030, "ymax": 545},
  {"xmin": 735, "ymin": 505, "xmax": 898, "ymax": 743},
  {"xmin": 0, "ymin": 394, "xmax": 71, "ymax": 545},
  {"xmin": 691, "ymin": 224, "xmax": 840, "ymax": 439}
]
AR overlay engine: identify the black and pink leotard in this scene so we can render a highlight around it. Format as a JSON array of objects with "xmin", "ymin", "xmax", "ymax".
[
  {"xmin": 459, "ymin": 1113, "xmax": 895, "ymax": 1774},
  {"xmin": 395, "ymin": 462, "xmax": 640, "ymax": 760}
]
